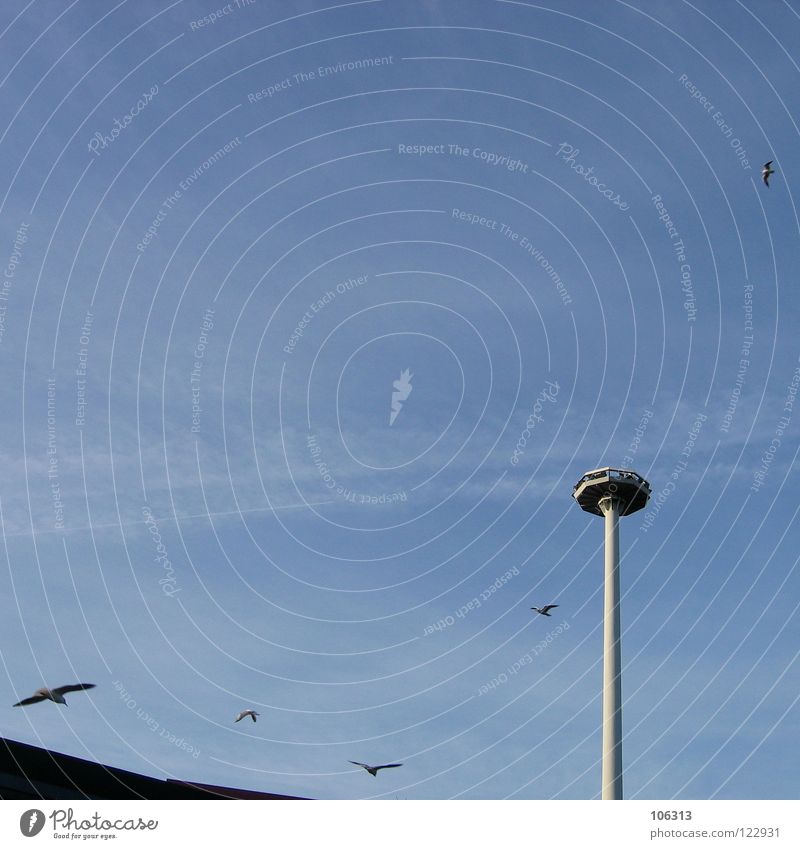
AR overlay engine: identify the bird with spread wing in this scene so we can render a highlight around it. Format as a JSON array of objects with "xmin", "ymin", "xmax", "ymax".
[
  {"xmin": 234, "ymin": 709, "xmax": 259, "ymax": 723},
  {"xmin": 531, "ymin": 605, "xmax": 559, "ymax": 617},
  {"xmin": 13, "ymin": 683, "xmax": 96, "ymax": 707},
  {"xmin": 348, "ymin": 760, "xmax": 403, "ymax": 777}
]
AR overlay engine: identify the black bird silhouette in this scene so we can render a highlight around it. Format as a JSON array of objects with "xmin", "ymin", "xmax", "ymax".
[
  {"xmin": 13, "ymin": 683, "xmax": 96, "ymax": 707},
  {"xmin": 531, "ymin": 605, "xmax": 559, "ymax": 617},
  {"xmin": 762, "ymin": 161, "xmax": 775, "ymax": 187},
  {"xmin": 348, "ymin": 760, "xmax": 403, "ymax": 777}
]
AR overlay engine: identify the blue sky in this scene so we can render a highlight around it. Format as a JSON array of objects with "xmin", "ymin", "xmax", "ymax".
[{"xmin": 0, "ymin": 0, "xmax": 798, "ymax": 800}]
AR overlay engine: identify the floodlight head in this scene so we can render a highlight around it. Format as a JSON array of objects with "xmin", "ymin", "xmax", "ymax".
[{"xmin": 572, "ymin": 467, "xmax": 651, "ymax": 516}]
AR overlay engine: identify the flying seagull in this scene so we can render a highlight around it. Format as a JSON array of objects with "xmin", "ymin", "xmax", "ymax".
[
  {"xmin": 348, "ymin": 760, "xmax": 403, "ymax": 777},
  {"xmin": 762, "ymin": 161, "xmax": 775, "ymax": 187},
  {"xmin": 234, "ymin": 709, "xmax": 259, "ymax": 723},
  {"xmin": 531, "ymin": 605, "xmax": 559, "ymax": 617},
  {"xmin": 13, "ymin": 683, "xmax": 96, "ymax": 707}
]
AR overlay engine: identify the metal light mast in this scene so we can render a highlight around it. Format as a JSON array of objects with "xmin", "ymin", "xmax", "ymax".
[{"xmin": 573, "ymin": 468, "xmax": 651, "ymax": 800}]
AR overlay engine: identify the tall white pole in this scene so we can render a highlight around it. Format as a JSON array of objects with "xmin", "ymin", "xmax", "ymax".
[
  {"xmin": 600, "ymin": 495, "xmax": 623, "ymax": 800},
  {"xmin": 574, "ymin": 469, "xmax": 650, "ymax": 801}
]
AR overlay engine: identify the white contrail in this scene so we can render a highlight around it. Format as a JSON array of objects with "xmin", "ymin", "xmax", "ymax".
[
  {"xmin": 390, "ymin": 368, "xmax": 413, "ymax": 425},
  {"xmin": 0, "ymin": 497, "xmax": 335, "ymax": 539}
]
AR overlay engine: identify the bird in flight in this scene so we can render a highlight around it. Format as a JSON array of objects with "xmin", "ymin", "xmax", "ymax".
[
  {"xmin": 531, "ymin": 605, "xmax": 559, "ymax": 617},
  {"xmin": 234, "ymin": 709, "xmax": 259, "ymax": 723},
  {"xmin": 762, "ymin": 161, "xmax": 775, "ymax": 187},
  {"xmin": 348, "ymin": 760, "xmax": 403, "ymax": 777},
  {"xmin": 13, "ymin": 683, "xmax": 96, "ymax": 707}
]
